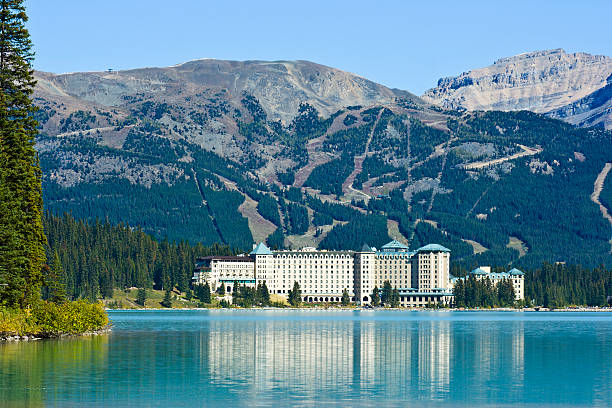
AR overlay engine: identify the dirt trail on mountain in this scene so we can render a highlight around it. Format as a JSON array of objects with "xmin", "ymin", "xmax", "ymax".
[
  {"xmin": 293, "ymin": 135, "xmax": 332, "ymax": 188},
  {"xmin": 387, "ymin": 219, "xmax": 410, "ymax": 245},
  {"xmin": 341, "ymin": 109, "xmax": 384, "ymax": 195},
  {"xmin": 409, "ymin": 133, "xmax": 454, "ymax": 242},
  {"xmin": 191, "ymin": 169, "xmax": 226, "ymax": 244},
  {"xmin": 56, "ymin": 125, "xmax": 134, "ymax": 138},
  {"xmin": 214, "ymin": 174, "xmax": 277, "ymax": 243},
  {"xmin": 591, "ymin": 162, "xmax": 612, "ymax": 231},
  {"xmin": 462, "ymin": 144, "xmax": 542, "ymax": 169}
]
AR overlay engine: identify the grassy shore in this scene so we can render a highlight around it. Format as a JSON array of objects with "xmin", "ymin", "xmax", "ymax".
[
  {"xmin": 0, "ymin": 300, "xmax": 109, "ymax": 339},
  {"xmin": 102, "ymin": 288, "xmax": 290, "ymax": 309}
]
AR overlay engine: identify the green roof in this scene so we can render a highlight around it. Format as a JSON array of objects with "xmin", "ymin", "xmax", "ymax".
[
  {"xmin": 508, "ymin": 268, "xmax": 524, "ymax": 276},
  {"xmin": 249, "ymin": 242, "xmax": 273, "ymax": 256},
  {"xmin": 381, "ymin": 240, "xmax": 409, "ymax": 251},
  {"xmin": 470, "ymin": 268, "xmax": 488, "ymax": 275},
  {"xmin": 359, "ymin": 243, "xmax": 374, "ymax": 252},
  {"xmin": 417, "ymin": 244, "xmax": 450, "ymax": 253}
]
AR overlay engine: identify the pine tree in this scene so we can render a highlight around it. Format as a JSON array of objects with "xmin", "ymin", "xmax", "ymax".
[
  {"xmin": 288, "ymin": 281, "xmax": 301, "ymax": 306},
  {"xmin": 0, "ymin": 0, "xmax": 46, "ymax": 308},
  {"xmin": 201, "ymin": 282, "xmax": 211, "ymax": 303},
  {"xmin": 341, "ymin": 288, "xmax": 350, "ymax": 306},
  {"xmin": 44, "ymin": 250, "xmax": 66, "ymax": 303},
  {"xmin": 381, "ymin": 280, "xmax": 392, "ymax": 305},
  {"xmin": 370, "ymin": 286, "xmax": 380, "ymax": 306},
  {"xmin": 161, "ymin": 288, "xmax": 172, "ymax": 308},
  {"xmin": 497, "ymin": 279, "xmax": 515, "ymax": 307},
  {"xmin": 136, "ymin": 287, "xmax": 146, "ymax": 306},
  {"xmin": 390, "ymin": 287, "xmax": 400, "ymax": 308},
  {"xmin": 257, "ymin": 282, "xmax": 269, "ymax": 305}
]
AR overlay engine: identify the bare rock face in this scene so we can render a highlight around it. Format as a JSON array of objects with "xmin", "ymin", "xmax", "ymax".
[
  {"xmin": 422, "ymin": 49, "xmax": 612, "ymax": 128},
  {"xmin": 35, "ymin": 59, "xmax": 418, "ymax": 123},
  {"xmin": 548, "ymin": 74, "xmax": 612, "ymax": 129}
]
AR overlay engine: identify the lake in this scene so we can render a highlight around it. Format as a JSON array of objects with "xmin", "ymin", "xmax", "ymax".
[{"xmin": 1, "ymin": 310, "xmax": 611, "ymax": 407}]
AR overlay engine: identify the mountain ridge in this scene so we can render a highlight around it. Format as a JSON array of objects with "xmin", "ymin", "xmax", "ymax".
[
  {"xmin": 423, "ymin": 48, "xmax": 612, "ymax": 129},
  {"xmin": 31, "ymin": 55, "xmax": 612, "ymax": 271},
  {"xmin": 34, "ymin": 59, "xmax": 421, "ymax": 124}
]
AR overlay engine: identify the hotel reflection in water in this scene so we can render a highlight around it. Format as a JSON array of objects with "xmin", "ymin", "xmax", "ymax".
[{"xmin": 197, "ymin": 317, "xmax": 525, "ymax": 400}]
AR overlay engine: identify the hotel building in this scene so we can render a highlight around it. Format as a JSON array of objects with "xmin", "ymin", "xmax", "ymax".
[
  {"xmin": 449, "ymin": 266, "xmax": 525, "ymax": 301},
  {"xmin": 193, "ymin": 240, "xmax": 456, "ymax": 306}
]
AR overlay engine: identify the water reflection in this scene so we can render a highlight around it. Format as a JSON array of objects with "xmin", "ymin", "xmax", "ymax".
[
  {"xmin": 0, "ymin": 335, "xmax": 108, "ymax": 406},
  {"xmin": 1, "ymin": 311, "xmax": 611, "ymax": 407},
  {"xmin": 199, "ymin": 315, "xmax": 526, "ymax": 403}
]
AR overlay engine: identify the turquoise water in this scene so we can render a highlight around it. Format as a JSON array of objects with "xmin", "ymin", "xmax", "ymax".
[{"xmin": 1, "ymin": 310, "xmax": 612, "ymax": 407}]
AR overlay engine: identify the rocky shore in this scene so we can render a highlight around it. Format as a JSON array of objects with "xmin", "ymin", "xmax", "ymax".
[{"xmin": 0, "ymin": 325, "xmax": 112, "ymax": 342}]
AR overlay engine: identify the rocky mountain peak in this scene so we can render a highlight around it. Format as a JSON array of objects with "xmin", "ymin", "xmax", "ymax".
[
  {"xmin": 34, "ymin": 59, "xmax": 419, "ymax": 123},
  {"xmin": 423, "ymin": 49, "xmax": 612, "ymax": 116}
]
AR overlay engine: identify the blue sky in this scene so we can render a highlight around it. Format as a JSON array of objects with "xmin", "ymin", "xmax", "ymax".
[{"xmin": 26, "ymin": 0, "xmax": 611, "ymax": 94}]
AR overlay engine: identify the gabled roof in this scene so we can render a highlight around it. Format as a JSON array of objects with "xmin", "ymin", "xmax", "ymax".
[
  {"xmin": 470, "ymin": 267, "xmax": 488, "ymax": 275},
  {"xmin": 508, "ymin": 268, "xmax": 524, "ymax": 276},
  {"xmin": 417, "ymin": 244, "xmax": 451, "ymax": 253},
  {"xmin": 250, "ymin": 242, "xmax": 273, "ymax": 256},
  {"xmin": 359, "ymin": 243, "xmax": 374, "ymax": 252},
  {"xmin": 381, "ymin": 240, "xmax": 409, "ymax": 250}
]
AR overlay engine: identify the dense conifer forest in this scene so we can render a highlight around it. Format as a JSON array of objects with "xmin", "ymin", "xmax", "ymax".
[
  {"xmin": 39, "ymin": 103, "xmax": 612, "ymax": 270},
  {"xmin": 1, "ymin": 1, "xmax": 107, "ymax": 336},
  {"xmin": 43, "ymin": 212, "xmax": 234, "ymax": 300}
]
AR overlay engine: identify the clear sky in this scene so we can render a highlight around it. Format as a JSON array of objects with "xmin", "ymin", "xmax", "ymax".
[{"xmin": 25, "ymin": 0, "xmax": 612, "ymax": 95}]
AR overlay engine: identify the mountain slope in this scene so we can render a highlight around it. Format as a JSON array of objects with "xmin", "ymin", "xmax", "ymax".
[
  {"xmin": 423, "ymin": 49, "xmax": 612, "ymax": 129},
  {"xmin": 548, "ymin": 74, "xmax": 612, "ymax": 129},
  {"xmin": 35, "ymin": 59, "xmax": 419, "ymax": 123},
  {"xmin": 32, "ymin": 58, "xmax": 612, "ymax": 270}
]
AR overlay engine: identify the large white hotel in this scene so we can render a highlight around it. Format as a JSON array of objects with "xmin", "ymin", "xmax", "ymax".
[{"xmin": 192, "ymin": 240, "xmax": 524, "ymax": 306}]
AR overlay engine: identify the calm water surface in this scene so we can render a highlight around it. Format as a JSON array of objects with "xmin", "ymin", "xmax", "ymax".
[{"xmin": 1, "ymin": 310, "xmax": 611, "ymax": 407}]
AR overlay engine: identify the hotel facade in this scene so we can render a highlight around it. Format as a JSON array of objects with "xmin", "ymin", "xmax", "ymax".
[
  {"xmin": 450, "ymin": 266, "xmax": 525, "ymax": 301},
  {"xmin": 193, "ymin": 240, "xmax": 460, "ymax": 306}
]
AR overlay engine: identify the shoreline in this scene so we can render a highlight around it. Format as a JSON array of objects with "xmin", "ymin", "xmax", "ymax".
[
  {"xmin": 0, "ymin": 325, "xmax": 112, "ymax": 342},
  {"xmin": 104, "ymin": 306, "xmax": 612, "ymax": 312}
]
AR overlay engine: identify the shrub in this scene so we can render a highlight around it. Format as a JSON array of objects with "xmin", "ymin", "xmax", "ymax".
[
  {"xmin": 1, "ymin": 300, "xmax": 108, "ymax": 336},
  {"xmin": 0, "ymin": 307, "xmax": 38, "ymax": 335},
  {"xmin": 32, "ymin": 300, "xmax": 108, "ymax": 335}
]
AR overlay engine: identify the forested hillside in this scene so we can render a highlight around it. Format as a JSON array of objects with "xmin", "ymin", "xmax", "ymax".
[
  {"xmin": 33, "ymin": 64, "xmax": 612, "ymax": 270},
  {"xmin": 43, "ymin": 213, "xmax": 234, "ymax": 301}
]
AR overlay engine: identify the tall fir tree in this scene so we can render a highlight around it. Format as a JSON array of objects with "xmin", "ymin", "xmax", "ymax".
[
  {"xmin": 370, "ymin": 286, "xmax": 380, "ymax": 307},
  {"xmin": 201, "ymin": 282, "xmax": 211, "ymax": 303},
  {"xmin": 288, "ymin": 281, "xmax": 301, "ymax": 306},
  {"xmin": 43, "ymin": 249, "xmax": 66, "ymax": 303},
  {"xmin": 161, "ymin": 288, "xmax": 172, "ymax": 308},
  {"xmin": 341, "ymin": 288, "xmax": 350, "ymax": 306},
  {"xmin": 0, "ymin": 0, "xmax": 46, "ymax": 308}
]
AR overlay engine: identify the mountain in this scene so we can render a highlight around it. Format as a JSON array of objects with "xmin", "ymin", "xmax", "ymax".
[
  {"xmin": 32, "ymin": 58, "xmax": 612, "ymax": 271},
  {"xmin": 422, "ymin": 49, "xmax": 612, "ymax": 129},
  {"xmin": 35, "ymin": 59, "xmax": 418, "ymax": 124},
  {"xmin": 548, "ymin": 74, "xmax": 612, "ymax": 129}
]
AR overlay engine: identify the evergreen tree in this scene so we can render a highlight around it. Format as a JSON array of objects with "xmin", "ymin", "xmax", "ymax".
[
  {"xmin": 257, "ymin": 282, "xmax": 270, "ymax": 305},
  {"xmin": 341, "ymin": 288, "xmax": 350, "ymax": 306},
  {"xmin": 288, "ymin": 281, "xmax": 301, "ymax": 306},
  {"xmin": 161, "ymin": 288, "xmax": 172, "ymax": 308},
  {"xmin": 381, "ymin": 280, "xmax": 393, "ymax": 305},
  {"xmin": 370, "ymin": 286, "xmax": 380, "ymax": 306},
  {"xmin": 453, "ymin": 279, "xmax": 465, "ymax": 307},
  {"xmin": 99, "ymin": 269, "xmax": 113, "ymax": 299},
  {"xmin": 201, "ymin": 282, "xmax": 211, "ymax": 303},
  {"xmin": 218, "ymin": 283, "xmax": 225, "ymax": 296},
  {"xmin": 497, "ymin": 279, "xmax": 515, "ymax": 307},
  {"xmin": 390, "ymin": 288, "xmax": 400, "ymax": 308},
  {"xmin": 42, "ymin": 249, "xmax": 67, "ymax": 304},
  {"xmin": 136, "ymin": 287, "xmax": 146, "ymax": 306},
  {"xmin": 0, "ymin": 0, "xmax": 46, "ymax": 308}
]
